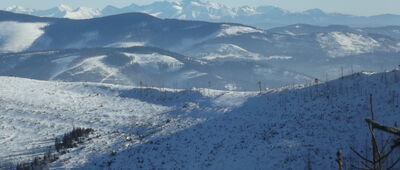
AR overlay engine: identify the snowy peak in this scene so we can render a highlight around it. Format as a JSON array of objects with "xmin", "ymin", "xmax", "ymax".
[
  {"xmin": 66, "ymin": 7, "xmax": 101, "ymax": 19},
  {"xmin": 57, "ymin": 4, "xmax": 73, "ymax": 12},
  {"xmin": 236, "ymin": 6, "xmax": 259, "ymax": 16},
  {"xmin": 4, "ymin": 4, "xmax": 101, "ymax": 19},
  {"xmin": 6, "ymin": 0, "xmax": 400, "ymax": 28},
  {"xmin": 5, "ymin": 5, "xmax": 34, "ymax": 14}
]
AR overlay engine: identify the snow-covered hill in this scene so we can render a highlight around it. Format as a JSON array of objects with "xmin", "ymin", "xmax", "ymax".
[
  {"xmin": 0, "ymin": 11, "xmax": 228, "ymax": 53},
  {"xmin": 0, "ymin": 70, "xmax": 399, "ymax": 169},
  {"xmin": 0, "ymin": 11, "xmax": 398, "ymax": 89},
  {"xmin": 0, "ymin": 47, "xmax": 311, "ymax": 90},
  {"xmin": 0, "ymin": 21, "xmax": 48, "ymax": 53},
  {"xmin": 6, "ymin": 0, "xmax": 400, "ymax": 28}
]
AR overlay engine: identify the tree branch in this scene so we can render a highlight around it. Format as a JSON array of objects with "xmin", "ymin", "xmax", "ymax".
[
  {"xmin": 365, "ymin": 119, "xmax": 400, "ymax": 136},
  {"xmin": 387, "ymin": 157, "xmax": 400, "ymax": 170},
  {"xmin": 350, "ymin": 147, "xmax": 373, "ymax": 164}
]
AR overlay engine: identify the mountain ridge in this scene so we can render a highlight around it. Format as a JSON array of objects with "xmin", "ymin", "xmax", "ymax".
[
  {"xmin": 4, "ymin": 1, "xmax": 400, "ymax": 28},
  {"xmin": 0, "ymin": 11, "xmax": 399, "ymax": 90}
]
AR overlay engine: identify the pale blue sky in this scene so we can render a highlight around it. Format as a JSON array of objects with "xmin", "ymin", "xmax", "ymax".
[{"xmin": 1, "ymin": 0, "xmax": 399, "ymax": 16}]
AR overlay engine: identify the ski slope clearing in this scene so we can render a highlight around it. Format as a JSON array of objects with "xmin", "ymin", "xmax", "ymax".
[
  {"xmin": 0, "ymin": 70, "xmax": 399, "ymax": 169},
  {"xmin": 0, "ymin": 21, "xmax": 48, "ymax": 53},
  {"xmin": 317, "ymin": 32, "xmax": 381, "ymax": 57},
  {"xmin": 122, "ymin": 52, "xmax": 184, "ymax": 72},
  {"xmin": 187, "ymin": 43, "xmax": 262, "ymax": 61},
  {"xmin": 217, "ymin": 24, "xmax": 264, "ymax": 37}
]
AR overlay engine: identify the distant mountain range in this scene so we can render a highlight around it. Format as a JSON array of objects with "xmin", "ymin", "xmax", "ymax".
[
  {"xmin": 0, "ymin": 10, "xmax": 399, "ymax": 90},
  {"xmin": 4, "ymin": 0, "xmax": 400, "ymax": 29},
  {"xmin": 5, "ymin": 4, "xmax": 100, "ymax": 20},
  {"xmin": 2, "ymin": 2, "xmax": 400, "ymax": 169}
]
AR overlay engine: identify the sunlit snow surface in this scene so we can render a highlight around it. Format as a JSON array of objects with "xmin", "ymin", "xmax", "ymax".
[
  {"xmin": 317, "ymin": 32, "xmax": 380, "ymax": 57},
  {"xmin": 68, "ymin": 55, "xmax": 126, "ymax": 83},
  {"xmin": 0, "ymin": 71, "xmax": 399, "ymax": 169},
  {"xmin": 0, "ymin": 77, "xmax": 255, "ymax": 168},
  {"xmin": 217, "ymin": 24, "xmax": 264, "ymax": 37},
  {"xmin": 122, "ymin": 52, "xmax": 184, "ymax": 72},
  {"xmin": 105, "ymin": 42, "xmax": 146, "ymax": 48},
  {"xmin": 0, "ymin": 78, "xmax": 168, "ymax": 163},
  {"xmin": 5, "ymin": 5, "xmax": 100, "ymax": 20},
  {"xmin": 190, "ymin": 44, "xmax": 262, "ymax": 61},
  {"xmin": 0, "ymin": 22, "xmax": 48, "ymax": 53},
  {"xmin": 64, "ymin": 7, "xmax": 101, "ymax": 19}
]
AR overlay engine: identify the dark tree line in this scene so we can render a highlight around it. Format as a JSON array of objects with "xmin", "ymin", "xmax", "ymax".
[
  {"xmin": 13, "ymin": 127, "xmax": 94, "ymax": 170},
  {"xmin": 15, "ymin": 151, "xmax": 57, "ymax": 170},
  {"xmin": 55, "ymin": 127, "xmax": 94, "ymax": 152}
]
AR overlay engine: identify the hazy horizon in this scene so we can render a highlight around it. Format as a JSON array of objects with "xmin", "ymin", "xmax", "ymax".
[{"xmin": 1, "ymin": 0, "xmax": 400, "ymax": 16}]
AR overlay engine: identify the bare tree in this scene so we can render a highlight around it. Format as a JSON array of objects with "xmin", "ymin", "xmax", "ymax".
[{"xmin": 349, "ymin": 94, "xmax": 400, "ymax": 170}]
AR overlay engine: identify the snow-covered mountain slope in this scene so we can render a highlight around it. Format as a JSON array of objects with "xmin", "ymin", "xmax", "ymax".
[
  {"xmin": 0, "ymin": 47, "xmax": 311, "ymax": 90},
  {"xmin": 363, "ymin": 25, "xmax": 400, "ymax": 40},
  {"xmin": 0, "ymin": 47, "xmax": 201, "ymax": 85},
  {"xmin": 268, "ymin": 24, "xmax": 400, "ymax": 58},
  {"xmin": 0, "ymin": 70, "xmax": 399, "ymax": 169},
  {"xmin": 1, "ymin": 10, "xmax": 398, "ymax": 60},
  {"xmin": 23, "ymin": 12, "xmax": 400, "ymax": 61},
  {"xmin": 0, "ymin": 11, "xmax": 398, "ymax": 86},
  {"xmin": 0, "ymin": 12, "xmax": 230, "ymax": 53},
  {"xmin": 0, "ymin": 12, "xmax": 400, "ymax": 85},
  {"xmin": 316, "ymin": 32, "xmax": 381, "ymax": 57},
  {"xmin": 268, "ymin": 24, "xmax": 357, "ymax": 36},
  {"xmin": 0, "ymin": 21, "xmax": 48, "ymax": 53},
  {"xmin": 269, "ymin": 24, "xmax": 400, "ymax": 39},
  {"xmin": 186, "ymin": 43, "xmax": 262, "ymax": 61},
  {"xmin": 188, "ymin": 30, "xmax": 400, "ymax": 80},
  {"xmin": 6, "ymin": 0, "xmax": 400, "ymax": 29},
  {"xmin": 0, "ymin": 11, "xmax": 225, "ymax": 53}
]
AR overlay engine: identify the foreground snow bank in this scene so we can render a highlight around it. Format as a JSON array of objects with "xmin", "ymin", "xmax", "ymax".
[
  {"xmin": 0, "ymin": 70, "xmax": 399, "ymax": 169},
  {"xmin": 0, "ymin": 77, "xmax": 255, "ymax": 168}
]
